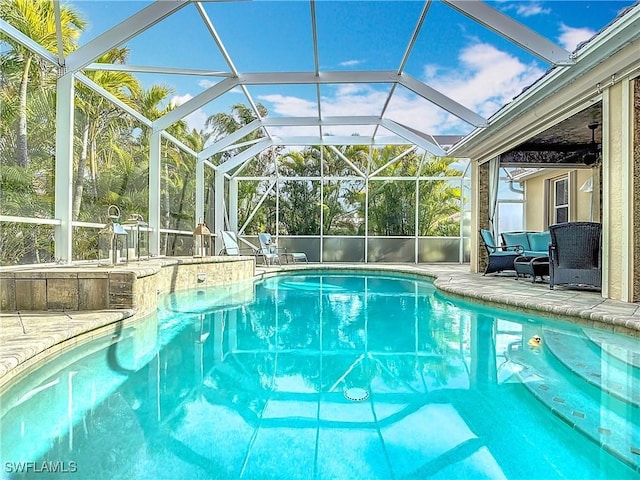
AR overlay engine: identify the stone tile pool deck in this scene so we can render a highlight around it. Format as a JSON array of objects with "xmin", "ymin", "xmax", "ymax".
[{"xmin": 1, "ymin": 262, "xmax": 639, "ymax": 391}]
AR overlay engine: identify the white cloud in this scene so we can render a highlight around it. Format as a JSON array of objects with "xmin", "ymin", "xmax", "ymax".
[
  {"xmin": 423, "ymin": 43, "xmax": 544, "ymax": 119},
  {"xmin": 170, "ymin": 94, "xmax": 193, "ymax": 108},
  {"xmin": 220, "ymin": 42, "xmax": 545, "ymax": 139},
  {"xmin": 198, "ymin": 79, "xmax": 217, "ymax": 89},
  {"xmin": 392, "ymin": 43, "xmax": 545, "ymax": 133},
  {"xmin": 198, "ymin": 80, "xmax": 243, "ymax": 95},
  {"xmin": 517, "ymin": 3, "xmax": 550, "ymax": 17},
  {"xmin": 558, "ymin": 23, "xmax": 595, "ymax": 51},
  {"xmin": 498, "ymin": 1, "xmax": 550, "ymax": 17},
  {"xmin": 386, "ymin": 94, "xmax": 455, "ymax": 135},
  {"xmin": 170, "ymin": 94, "xmax": 209, "ymax": 133},
  {"xmin": 261, "ymin": 85, "xmax": 387, "ymax": 119},
  {"xmin": 339, "ymin": 59, "xmax": 364, "ymax": 67},
  {"xmin": 258, "ymin": 94, "xmax": 317, "ymax": 116},
  {"xmin": 258, "ymin": 86, "xmax": 390, "ymax": 137},
  {"xmin": 515, "ymin": 2, "xmax": 550, "ymax": 17}
]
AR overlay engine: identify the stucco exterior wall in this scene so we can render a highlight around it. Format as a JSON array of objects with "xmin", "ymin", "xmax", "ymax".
[
  {"xmin": 523, "ymin": 169, "xmax": 595, "ymax": 231},
  {"xmin": 524, "ymin": 175, "xmax": 546, "ymax": 232},
  {"xmin": 604, "ymin": 82, "xmax": 626, "ymax": 301}
]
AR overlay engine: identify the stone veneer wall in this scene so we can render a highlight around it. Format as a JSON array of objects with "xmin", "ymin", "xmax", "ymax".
[
  {"xmin": 633, "ymin": 77, "xmax": 640, "ymax": 302},
  {"xmin": 477, "ymin": 162, "xmax": 490, "ymax": 273},
  {"xmin": 0, "ymin": 257, "xmax": 255, "ymax": 314}
]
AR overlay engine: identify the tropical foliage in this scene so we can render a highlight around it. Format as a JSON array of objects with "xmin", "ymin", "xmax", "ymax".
[{"xmin": 235, "ymin": 144, "xmax": 463, "ymax": 237}]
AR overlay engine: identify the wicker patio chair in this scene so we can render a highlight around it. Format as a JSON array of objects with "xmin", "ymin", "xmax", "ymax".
[
  {"xmin": 479, "ymin": 229, "xmax": 521, "ymax": 275},
  {"xmin": 548, "ymin": 222, "xmax": 602, "ymax": 290}
]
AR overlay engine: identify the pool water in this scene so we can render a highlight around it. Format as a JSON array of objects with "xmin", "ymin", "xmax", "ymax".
[{"xmin": 1, "ymin": 271, "xmax": 639, "ymax": 480}]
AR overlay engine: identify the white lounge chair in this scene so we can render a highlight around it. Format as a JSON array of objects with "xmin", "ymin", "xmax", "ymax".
[
  {"xmin": 258, "ymin": 233, "xmax": 308, "ymax": 264},
  {"xmin": 219, "ymin": 231, "xmax": 257, "ymax": 256}
]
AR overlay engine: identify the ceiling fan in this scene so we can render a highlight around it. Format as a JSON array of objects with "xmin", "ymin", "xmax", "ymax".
[{"xmin": 582, "ymin": 122, "xmax": 601, "ymax": 166}]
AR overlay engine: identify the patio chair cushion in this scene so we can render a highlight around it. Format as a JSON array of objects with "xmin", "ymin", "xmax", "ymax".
[
  {"xmin": 502, "ymin": 232, "xmax": 530, "ymax": 251},
  {"xmin": 480, "ymin": 229, "xmax": 497, "ymax": 248},
  {"xmin": 288, "ymin": 252, "xmax": 308, "ymax": 262},
  {"xmin": 502, "ymin": 231, "xmax": 550, "ymax": 257},
  {"xmin": 527, "ymin": 231, "xmax": 551, "ymax": 254}
]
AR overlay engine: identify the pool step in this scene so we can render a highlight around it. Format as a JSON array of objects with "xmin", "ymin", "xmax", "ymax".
[
  {"xmin": 506, "ymin": 342, "xmax": 640, "ymax": 473},
  {"xmin": 542, "ymin": 328, "xmax": 640, "ymax": 407},
  {"xmin": 583, "ymin": 328, "xmax": 640, "ymax": 370}
]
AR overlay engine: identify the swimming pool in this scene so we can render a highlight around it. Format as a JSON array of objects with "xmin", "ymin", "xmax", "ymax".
[{"xmin": 1, "ymin": 270, "xmax": 639, "ymax": 479}]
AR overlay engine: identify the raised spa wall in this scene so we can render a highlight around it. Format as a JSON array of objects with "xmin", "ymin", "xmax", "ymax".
[{"xmin": 0, "ymin": 256, "xmax": 256, "ymax": 316}]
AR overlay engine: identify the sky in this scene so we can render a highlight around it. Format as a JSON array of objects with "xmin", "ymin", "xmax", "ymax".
[{"xmin": 71, "ymin": 0, "xmax": 637, "ymax": 138}]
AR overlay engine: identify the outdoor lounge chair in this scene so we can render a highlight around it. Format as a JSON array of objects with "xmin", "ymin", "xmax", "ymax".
[
  {"xmin": 479, "ymin": 229, "xmax": 521, "ymax": 275},
  {"xmin": 548, "ymin": 222, "xmax": 602, "ymax": 291},
  {"xmin": 219, "ymin": 231, "xmax": 258, "ymax": 256},
  {"xmin": 257, "ymin": 233, "xmax": 308, "ymax": 264},
  {"xmin": 256, "ymin": 233, "xmax": 282, "ymax": 266}
]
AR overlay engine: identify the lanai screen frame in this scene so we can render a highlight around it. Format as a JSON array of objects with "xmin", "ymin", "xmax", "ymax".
[
  {"xmin": 0, "ymin": 0, "xmax": 576, "ymax": 265},
  {"xmin": 222, "ymin": 145, "xmax": 472, "ymax": 263}
]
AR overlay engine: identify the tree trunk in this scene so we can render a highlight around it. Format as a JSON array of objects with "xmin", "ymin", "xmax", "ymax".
[
  {"xmin": 172, "ymin": 173, "xmax": 192, "ymax": 255},
  {"xmin": 175, "ymin": 173, "xmax": 191, "ymax": 230},
  {"xmin": 162, "ymin": 164, "xmax": 171, "ymax": 255},
  {"xmin": 72, "ymin": 121, "xmax": 90, "ymax": 221},
  {"xmin": 90, "ymin": 141, "xmax": 98, "ymax": 201},
  {"xmin": 16, "ymin": 54, "xmax": 32, "ymax": 168}
]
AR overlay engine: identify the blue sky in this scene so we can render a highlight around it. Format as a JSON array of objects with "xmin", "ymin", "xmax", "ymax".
[{"xmin": 73, "ymin": 0, "xmax": 637, "ymax": 137}]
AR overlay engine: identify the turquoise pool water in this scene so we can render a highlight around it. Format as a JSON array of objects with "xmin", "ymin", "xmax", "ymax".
[{"xmin": 1, "ymin": 271, "xmax": 639, "ymax": 479}]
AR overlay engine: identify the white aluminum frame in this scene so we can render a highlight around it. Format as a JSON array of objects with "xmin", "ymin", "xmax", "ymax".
[{"xmin": 0, "ymin": 0, "xmax": 603, "ymax": 263}]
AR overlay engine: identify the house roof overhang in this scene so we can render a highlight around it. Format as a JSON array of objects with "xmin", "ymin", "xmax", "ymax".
[{"xmin": 447, "ymin": 3, "xmax": 640, "ymax": 165}]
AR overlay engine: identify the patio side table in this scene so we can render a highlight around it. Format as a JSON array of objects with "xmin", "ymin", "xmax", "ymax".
[{"xmin": 514, "ymin": 256, "xmax": 549, "ymax": 283}]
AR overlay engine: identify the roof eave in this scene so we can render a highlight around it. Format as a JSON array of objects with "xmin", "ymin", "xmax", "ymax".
[{"xmin": 447, "ymin": 3, "xmax": 640, "ymax": 162}]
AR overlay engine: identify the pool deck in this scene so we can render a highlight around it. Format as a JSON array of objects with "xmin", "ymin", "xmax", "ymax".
[{"xmin": 1, "ymin": 262, "xmax": 639, "ymax": 389}]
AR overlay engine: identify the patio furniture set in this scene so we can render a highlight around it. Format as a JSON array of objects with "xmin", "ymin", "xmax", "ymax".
[
  {"xmin": 219, "ymin": 231, "xmax": 308, "ymax": 265},
  {"xmin": 479, "ymin": 222, "xmax": 602, "ymax": 291}
]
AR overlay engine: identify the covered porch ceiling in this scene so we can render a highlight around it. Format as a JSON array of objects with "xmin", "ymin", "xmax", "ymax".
[{"xmin": 500, "ymin": 103, "xmax": 603, "ymax": 168}]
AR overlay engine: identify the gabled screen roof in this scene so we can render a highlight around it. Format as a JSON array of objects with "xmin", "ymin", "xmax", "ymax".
[{"xmin": 4, "ymin": 0, "xmax": 636, "ymax": 156}]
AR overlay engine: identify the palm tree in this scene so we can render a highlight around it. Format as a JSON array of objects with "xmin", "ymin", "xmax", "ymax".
[
  {"xmin": 206, "ymin": 103, "xmax": 267, "ymax": 140},
  {"xmin": 1, "ymin": 0, "xmax": 85, "ymax": 167},
  {"xmin": 207, "ymin": 103, "xmax": 277, "ymax": 233},
  {"xmin": 365, "ymin": 148, "xmax": 462, "ymax": 236},
  {"xmin": 130, "ymin": 84, "xmax": 187, "ymax": 253},
  {"xmin": 366, "ymin": 146, "xmax": 418, "ymax": 236},
  {"xmin": 0, "ymin": 164, "xmax": 53, "ymax": 264},
  {"xmin": 206, "ymin": 102, "xmax": 268, "ymax": 165},
  {"xmin": 320, "ymin": 144, "xmax": 367, "ymax": 235},
  {"xmin": 166, "ymin": 129, "xmax": 209, "ymax": 253},
  {"xmin": 279, "ymin": 150, "xmax": 320, "ymax": 235},
  {"xmin": 417, "ymin": 156, "xmax": 462, "ymax": 236},
  {"xmin": 73, "ymin": 47, "xmax": 141, "ymax": 221}
]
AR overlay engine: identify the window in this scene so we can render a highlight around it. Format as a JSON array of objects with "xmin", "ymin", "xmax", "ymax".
[
  {"xmin": 496, "ymin": 168, "xmax": 524, "ymax": 234},
  {"xmin": 553, "ymin": 177, "xmax": 569, "ymax": 224}
]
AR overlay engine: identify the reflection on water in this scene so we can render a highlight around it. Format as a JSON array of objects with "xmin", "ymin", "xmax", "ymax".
[{"xmin": 1, "ymin": 273, "xmax": 638, "ymax": 480}]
